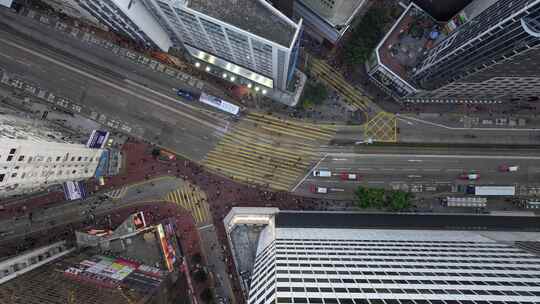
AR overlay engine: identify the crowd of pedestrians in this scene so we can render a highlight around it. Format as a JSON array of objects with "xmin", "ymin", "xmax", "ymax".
[{"xmin": 1, "ymin": 139, "xmax": 353, "ymax": 303}]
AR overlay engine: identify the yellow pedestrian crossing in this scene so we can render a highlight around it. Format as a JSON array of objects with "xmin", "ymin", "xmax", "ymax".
[
  {"xmin": 308, "ymin": 56, "xmax": 375, "ymax": 113},
  {"xmin": 203, "ymin": 112, "xmax": 336, "ymax": 191},
  {"xmin": 364, "ymin": 111, "xmax": 398, "ymax": 142},
  {"xmin": 165, "ymin": 184, "xmax": 210, "ymax": 225}
]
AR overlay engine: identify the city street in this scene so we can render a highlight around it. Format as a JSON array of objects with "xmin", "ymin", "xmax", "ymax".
[
  {"xmin": 0, "ymin": 11, "xmax": 232, "ymax": 161},
  {"xmin": 295, "ymin": 146, "xmax": 540, "ymax": 199}
]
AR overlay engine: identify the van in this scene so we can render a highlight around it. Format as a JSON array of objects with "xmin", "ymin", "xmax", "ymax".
[{"xmin": 313, "ymin": 170, "xmax": 331, "ymax": 177}]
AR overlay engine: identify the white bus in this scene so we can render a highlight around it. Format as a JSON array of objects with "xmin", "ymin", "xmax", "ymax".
[{"xmin": 199, "ymin": 93, "xmax": 240, "ymax": 116}]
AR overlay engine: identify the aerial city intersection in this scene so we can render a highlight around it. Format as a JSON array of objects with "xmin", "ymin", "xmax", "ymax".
[{"xmin": 0, "ymin": 0, "xmax": 540, "ymax": 304}]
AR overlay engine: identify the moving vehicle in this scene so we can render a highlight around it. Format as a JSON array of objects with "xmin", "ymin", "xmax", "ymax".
[
  {"xmin": 176, "ymin": 88, "xmax": 196, "ymax": 101},
  {"xmin": 310, "ymin": 185, "xmax": 328, "ymax": 194},
  {"xmin": 459, "ymin": 172, "xmax": 479, "ymax": 180},
  {"xmin": 199, "ymin": 93, "xmax": 240, "ymax": 115},
  {"xmin": 340, "ymin": 172, "xmax": 359, "ymax": 181},
  {"xmin": 313, "ymin": 170, "xmax": 332, "ymax": 177},
  {"xmin": 498, "ymin": 164, "xmax": 519, "ymax": 172}
]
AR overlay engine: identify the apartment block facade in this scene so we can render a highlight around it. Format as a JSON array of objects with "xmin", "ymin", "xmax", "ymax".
[
  {"xmin": 142, "ymin": 0, "xmax": 303, "ymax": 91},
  {"xmin": 0, "ymin": 114, "xmax": 102, "ymax": 197}
]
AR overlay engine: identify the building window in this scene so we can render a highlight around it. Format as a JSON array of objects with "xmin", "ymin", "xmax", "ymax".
[
  {"xmin": 71, "ymin": 157, "xmax": 75, "ymax": 161},
  {"xmin": 18, "ymin": 155, "xmax": 24, "ymax": 161},
  {"xmin": 0, "ymin": 174, "xmax": 4, "ymax": 182},
  {"xmin": 56, "ymin": 156, "xmax": 61, "ymax": 162},
  {"xmin": 28, "ymin": 156, "xmax": 33, "ymax": 163},
  {"xmin": 77, "ymin": 156, "xmax": 82, "ymax": 161},
  {"xmin": 11, "ymin": 173, "xmax": 17, "ymax": 178},
  {"xmin": 9, "ymin": 148, "xmax": 16, "ymax": 154},
  {"xmin": 7, "ymin": 155, "xmax": 13, "ymax": 161}
]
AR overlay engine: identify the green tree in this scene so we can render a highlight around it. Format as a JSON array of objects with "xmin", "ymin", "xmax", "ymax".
[
  {"xmin": 301, "ymin": 81, "xmax": 328, "ymax": 108},
  {"xmin": 343, "ymin": 7, "xmax": 394, "ymax": 65},
  {"xmin": 388, "ymin": 190, "xmax": 412, "ymax": 211},
  {"xmin": 354, "ymin": 186, "xmax": 385, "ymax": 209}
]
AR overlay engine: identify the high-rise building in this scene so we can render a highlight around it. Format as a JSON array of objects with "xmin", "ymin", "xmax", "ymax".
[
  {"xmin": 293, "ymin": 0, "xmax": 367, "ymax": 44},
  {"xmin": 72, "ymin": 0, "xmax": 173, "ymax": 51},
  {"xmin": 142, "ymin": 0, "xmax": 303, "ymax": 92},
  {"xmin": 0, "ymin": 114, "xmax": 103, "ymax": 197},
  {"xmin": 224, "ymin": 208, "xmax": 540, "ymax": 304},
  {"xmin": 368, "ymin": 0, "xmax": 540, "ymax": 104}
]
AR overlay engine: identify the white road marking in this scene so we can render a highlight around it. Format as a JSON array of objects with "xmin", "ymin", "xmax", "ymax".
[
  {"xmin": 332, "ymin": 158, "xmax": 348, "ymax": 161},
  {"xmin": 407, "ymin": 159, "xmax": 423, "ymax": 162},
  {"xmin": 328, "ymin": 153, "xmax": 540, "ymax": 160},
  {"xmin": 330, "ymin": 188, "xmax": 345, "ymax": 192},
  {"xmin": 402, "ymin": 168, "xmax": 417, "ymax": 171},
  {"xmin": 292, "ymin": 154, "xmax": 328, "ymax": 192},
  {"xmin": 407, "ymin": 175, "xmax": 422, "ymax": 178},
  {"xmin": 0, "ymin": 37, "xmax": 225, "ymax": 132},
  {"xmin": 397, "ymin": 114, "xmax": 540, "ymax": 131},
  {"xmin": 381, "ymin": 168, "xmax": 395, "ymax": 171}
]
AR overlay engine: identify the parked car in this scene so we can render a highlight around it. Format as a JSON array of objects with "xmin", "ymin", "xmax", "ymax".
[
  {"xmin": 340, "ymin": 172, "xmax": 360, "ymax": 181},
  {"xmin": 310, "ymin": 185, "xmax": 328, "ymax": 194}
]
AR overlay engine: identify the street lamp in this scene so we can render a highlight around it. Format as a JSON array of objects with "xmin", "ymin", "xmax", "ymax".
[
  {"xmin": 247, "ymin": 83, "xmax": 252, "ymax": 89},
  {"xmin": 205, "ymin": 66, "xmax": 211, "ymax": 72},
  {"xmin": 194, "ymin": 62, "xmax": 201, "ymax": 68},
  {"xmin": 222, "ymin": 73, "xmax": 228, "ymax": 79},
  {"xmin": 262, "ymin": 89, "xmax": 267, "ymax": 95},
  {"xmin": 230, "ymin": 76, "xmax": 236, "ymax": 81},
  {"xmin": 254, "ymin": 86, "xmax": 260, "ymax": 92}
]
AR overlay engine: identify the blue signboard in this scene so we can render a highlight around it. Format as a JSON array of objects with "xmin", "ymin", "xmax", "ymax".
[{"xmin": 86, "ymin": 130, "xmax": 110, "ymax": 149}]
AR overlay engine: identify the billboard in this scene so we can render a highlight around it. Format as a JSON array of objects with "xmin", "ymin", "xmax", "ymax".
[
  {"xmin": 157, "ymin": 224, "xmax": 177, "ymax": 272},
  {"xmin": 133, "ymin": 212, "xmax": 147, "ymax": 230},
  {"xmin": 63, "ymin": 181, "xmax": 87, "ymax": 200},
  {"xmin": 86, "ymin": 130, "xmax": 110, "ymax": 149}
]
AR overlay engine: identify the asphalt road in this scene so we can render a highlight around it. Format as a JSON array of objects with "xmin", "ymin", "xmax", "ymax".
[
  {"xmin": 295, "ymin": 146, "xmax": 540, "ymax": 198},
  {"xmin": 0, "ymin": 11, "xmax": 233, "ymax": 161}
]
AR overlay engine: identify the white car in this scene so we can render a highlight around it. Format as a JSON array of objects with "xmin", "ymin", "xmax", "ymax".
[{"xmin": 310, "ymin": 185, "xmax": 328, "ymax": 194}]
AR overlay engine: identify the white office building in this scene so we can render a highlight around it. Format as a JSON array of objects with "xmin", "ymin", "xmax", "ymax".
[
  {"xmin": 224, "ymin": 208, "xmax": 540, "ymax": 304},
  {"xmin": 0, "ymin": 114, "xmax": 103, "ymax": 197},
  {"xmin": 72, "ymin": 0, "xmax": 173, "ymax": 51},
  {"xmin": 143, "ymin": 0, "xmax": 303, "ymax": 92}
]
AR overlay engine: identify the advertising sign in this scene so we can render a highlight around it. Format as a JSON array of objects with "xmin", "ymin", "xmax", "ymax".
[
  {"xmin": 63, "ymin": 181, "xmax": 87, "ymax": 200},
  {"xmin": 133, "ymin": 212, "xmax": 147, "ymax": 230},
  {"xmin": 86, "ymin": 130, "xmax": 110, "ymax": 149},
  {"xmin": 157, "ymin": 224, "xmax": 176, "ymax": 272}
]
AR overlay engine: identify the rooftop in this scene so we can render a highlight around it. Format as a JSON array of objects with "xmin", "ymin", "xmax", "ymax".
[
  {"xmin": 186, "ymin": 0, "xmax": 298, "ymax": 47},
  {"xmin": 0, "ymin": 250, "xmax": 167, "ymax": 304},
  {"xmin": 375, "ymin": 3, "xmax": 443, "ymax": 90},
  {"xmin": 275, "ymin": 211, "xmax": 540, "ymax": 231},
  {"xmin": 413, "ymin": 0, "xmax": 472, "ymax": 21},
  {"xmin": 298, "ymin": 0, "xmax": 365, "ymax": 28}
]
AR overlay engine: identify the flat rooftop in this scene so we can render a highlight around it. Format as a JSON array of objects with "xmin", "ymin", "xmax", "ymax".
[
  {"xmin": 187, "ymin": 0, "xmax": 297, "ymax": 47},
  {"xmin": 275, "ymin": 211, "xmax": 540, "ymax": 231},
  {"xmin": 298, "ymin": 0, "xmax": 365, "ymax": 27},
  {"xmin": 376, "ymin": 4, "xmax": 443, "ymax": 89}
]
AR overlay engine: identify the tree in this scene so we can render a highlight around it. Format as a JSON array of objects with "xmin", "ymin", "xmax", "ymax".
[
  {"xmin": 200, "ymin": 288, "xmax": 214, "ymax": 304},
  {"xmin": 343, "ymin": 6, "xmax": 394, "ymax": 65},
  {"xmin": 354, "ymin": 186, "xmax": 385, "ymax": 209},
  {"xmin": 193, "ymin": 269, "xmax": 208, "ymax": 283},
  {"xmin": 388, "ymin": 190, "xmax": 412, "ymax": 211},
  {"xmin": 301, "ymin": 81, "xmax": 328, "ymax": 109}
]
